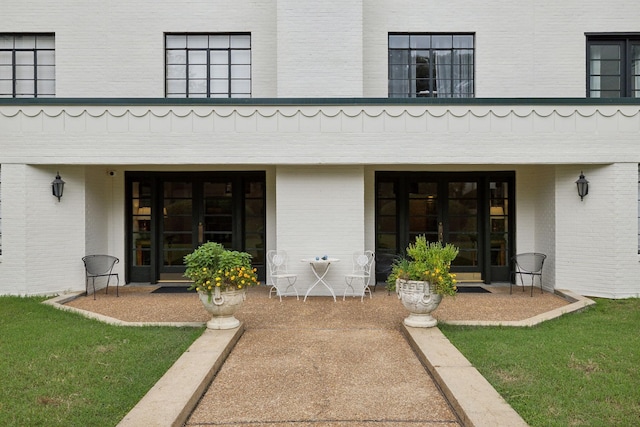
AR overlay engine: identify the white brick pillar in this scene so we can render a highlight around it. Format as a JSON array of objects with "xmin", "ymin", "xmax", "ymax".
[{"xmin": 275, "ymin": 165, "xmax": 365, "ymax": 296}]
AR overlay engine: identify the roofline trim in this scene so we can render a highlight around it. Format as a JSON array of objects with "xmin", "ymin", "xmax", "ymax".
[{"xmin": 1, "ymin": 97, "xmax": 640, "ymax": 107}]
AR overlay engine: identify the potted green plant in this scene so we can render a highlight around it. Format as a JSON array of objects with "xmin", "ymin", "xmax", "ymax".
[
  {"xmin": 184, "ymin": 242, "xmax": 259, "ymax": 329},
  {"xmin": 387, "ymin": 236, "xmax": 459, "ymax": 327}
]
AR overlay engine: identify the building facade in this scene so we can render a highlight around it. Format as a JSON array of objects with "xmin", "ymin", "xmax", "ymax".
[{"xmin": 1, "ymin": 1, "xmax": 639, "ymax": 298}]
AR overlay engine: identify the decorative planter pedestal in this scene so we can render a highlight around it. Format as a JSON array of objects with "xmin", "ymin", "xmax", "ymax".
[
  {"xmin": 198, "ymin": 287, "xmax": 246, "ymax": 329},
  {"xmin": 396, "ymin": 279, "xmax": 442, "ymax": 328}
]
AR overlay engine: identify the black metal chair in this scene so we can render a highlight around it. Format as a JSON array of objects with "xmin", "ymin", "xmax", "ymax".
[
  {"xmin": 512, "ymin": 252, "xmax": 546, "ymax": 296},
  {"xmin": 82, "ymin": 255, "xmax": 120, "ymax": 299}
]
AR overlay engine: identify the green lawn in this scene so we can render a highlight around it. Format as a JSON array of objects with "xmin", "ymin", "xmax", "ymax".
[
  {"xmin": 439, "ymin": 298, "xmax": 640, "ymax": 427},
  {"xmin": 0, "ymin": 296, "xmax": 204, "ymax": 427}
]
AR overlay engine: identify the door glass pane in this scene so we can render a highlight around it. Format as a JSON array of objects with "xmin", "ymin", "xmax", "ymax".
[
  {"xmin": 377, "ymin": 180, "xmax": 398, "ymax": 253},
  {"xmin": 244, "ymin": 180, "xmax": 265, "ymax": 265},
  {"xmin": 589, "ymin": 44, "xmax": 622, "ymax": 97},
  {"xmin": 490, "ymin": 181, "xmax": 509, "ymax": 267},
  {"xmin": 132, "ymin": 181, "xmax": 152, "ymax": 266},
  {"xmin": 203, "ymin": 181, "xmax": 233, "ymax": 247},
  {"xmin": 163, "ymin": 182, "xmax": 193, "ymax": 267},
  {"xmin": 377, "ymin": 216, "xmax": 397, "ymax": 233},
  {"xmin": 449, "ymin": 182, "xmax": 478, "ymax": 267},
  {"xmin": 409, "ymin": 181, "xmax": 438, "ymax": 240},
  {"xmin": 632, "ymin": 44, "xmax": 640, "ymax": 97},
  {"xmin": 377, "ymin": 234, "xmax": 396, "ymax": 251}
]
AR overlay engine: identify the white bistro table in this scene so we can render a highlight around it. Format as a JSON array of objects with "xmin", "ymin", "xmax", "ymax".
[{"xmin": 301, "ymin": 258, "xmax": 340, "ymax": 302}]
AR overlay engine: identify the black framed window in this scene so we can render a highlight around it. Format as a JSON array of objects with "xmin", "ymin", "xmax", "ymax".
[
  {"xmin": 0, "ymin": 34, "xmax": 55, "ymax": 98},
  {"xmin": 587, "ymin": 34, "xmax": 640, "ymax": 98},
  {"xmin": 388, "ymin": 33, "xmax": 474, "ymax": 98},
  {"xmin": 165, "ymin": 33, "xmax": 251, "ymax": 98}
]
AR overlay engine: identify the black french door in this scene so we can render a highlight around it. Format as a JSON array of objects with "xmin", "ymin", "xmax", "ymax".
[
  {"xmin": 375, "ymin": 172, "xmax": 514, "ymax": 283},
  {"xmin": 127, "ymin": 172, "xmax": 265, "ymax": 284}
]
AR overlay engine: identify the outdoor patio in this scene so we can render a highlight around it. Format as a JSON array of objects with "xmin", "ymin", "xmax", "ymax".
[
  {"xmin": 63, "ymin": 284, "xmax": 575, "ymax": 326},
  {"xmin": 52, "ymin": 283, "xmax": 596, "ymax": 427}
]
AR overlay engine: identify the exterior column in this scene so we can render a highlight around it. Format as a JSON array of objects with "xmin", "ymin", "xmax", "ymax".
[{"xmin": 275, "ymin": 165, "xmax": 365, "ymax": 297}]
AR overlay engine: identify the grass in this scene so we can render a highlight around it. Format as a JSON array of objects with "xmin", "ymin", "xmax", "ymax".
[
  {"xmin": 439, "ymin": 298, "xmax": 640, "ymax": 427},
  {"xmin": 0, "ymin": 296, "xmax": 204, "ymax": 427}
]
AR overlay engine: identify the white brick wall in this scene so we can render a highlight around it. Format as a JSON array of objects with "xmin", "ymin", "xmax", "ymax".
[
  {"xmin": 275, "ymin": 166, "xmax": 364, "ymax": 296},
  {"xmin": 276, "ymin": 0, "xmax": 363, "ymax": 97},
  {"xmin": 4, "ymin": 0, "xmax": 639, "ymax": 98},
  {"xmin": 556, "ymin": 164, "xmax": 640, "ymax": 298},
  {"xmin": 0, "ymin": 166, "xmax": 87, "ymax": 295},
  {"xmin": 0, "ymin": 164, "xmax": 28, "ymax": 295}
]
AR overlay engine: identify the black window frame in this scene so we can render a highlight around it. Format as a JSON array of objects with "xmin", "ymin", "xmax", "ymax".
[
  {"xmin": 165, "ymin": 33, "xmax": 252, "ymax": 99},
  {"xmin": 388, "ymin": 33, "xmax": 475, "ymax": 98},
  {"xmin": 0, "ymin": 33, "xmax": 55, "ymax": 98},
  {"xmin": 586, "ymin": 33, "xmax": 640, "ymax": 98}
]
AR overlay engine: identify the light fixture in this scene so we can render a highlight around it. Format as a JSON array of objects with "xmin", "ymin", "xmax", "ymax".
[
  {"xmin": 51, "ymin": 172, "xmax": 65, "ymax": 202},
  {"xmin": 136, "ymin": 206, "xmax": 151, "ymax": 218},
  {"xmin": 575, "ymin": 171, "xmax": 589, "ymax": 201},
  {"xmin": 490, "ymin": 206, "xmax": 505, "ymax": 216}
]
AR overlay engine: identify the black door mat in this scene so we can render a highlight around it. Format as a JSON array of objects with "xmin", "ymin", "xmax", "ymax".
[
  {"xmin": 456, "ymin": 286, "xmax": 490, "ymax": 293},
  {"xmin": 151, "ymin": 286, "xmax": 193, "ymax": 294}
]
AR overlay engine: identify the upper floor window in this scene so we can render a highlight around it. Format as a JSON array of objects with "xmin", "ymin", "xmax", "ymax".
[
  {"xmin": 0, "ymin": 34, "xmax": 55, "ymax": 98},
  {"xmin": 165, "ymin": 33, "xmax": 251, "ymax": 98},
  {"xmin": 388, "ymin": 33, "xmax": 474, "ymax": 98},
  {"xmin": 587, "ymin": 34, "xmax": 640, "ymax": 98}
]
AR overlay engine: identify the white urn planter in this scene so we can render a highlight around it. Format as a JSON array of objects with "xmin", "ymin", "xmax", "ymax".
[
  {"xmin": 396, "ymin": 279, "xmax": 442, "ymax": 328},
  {"xmin": 198, "ymin": 287, "xmax": 246, "ymax": 329}
]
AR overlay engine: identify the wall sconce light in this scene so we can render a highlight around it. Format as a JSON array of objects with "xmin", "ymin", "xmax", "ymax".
[
  {"xmin": 51, "ymin": 172, "xmax": 65, "ymax": 202},
  {"xmin": 575, "ymin": 171, "xmax": 589, "ymax": 201}
]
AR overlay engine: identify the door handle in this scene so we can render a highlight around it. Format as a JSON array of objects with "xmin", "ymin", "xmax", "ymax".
[
  {"xmin": 198, "ymin": 222, "xmax": 204, "ymax": 244},
  {"xmin": 438, "ymin": 222, "xmax": 443, "ymax": 243}
]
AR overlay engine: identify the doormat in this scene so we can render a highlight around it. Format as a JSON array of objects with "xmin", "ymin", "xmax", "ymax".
[
  {"xmin": 456, "ymin": 286, "xmax": 490, "ymax": 294},
  {"xmin": 151, "ymin": 286, "xmax": 193, "ymax": 294}
]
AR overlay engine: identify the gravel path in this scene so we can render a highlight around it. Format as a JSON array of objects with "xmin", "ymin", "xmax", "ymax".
[{"xmin": 66, "ymin": 285, "xmax": 569, "ymax": 426}]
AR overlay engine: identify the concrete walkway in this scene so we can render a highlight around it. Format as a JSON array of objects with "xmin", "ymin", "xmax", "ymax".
[{"xmin": 47, "ymin": 287, "xmax": 594, "ymax": 427}]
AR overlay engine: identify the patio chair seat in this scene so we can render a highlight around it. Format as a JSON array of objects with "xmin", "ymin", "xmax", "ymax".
[
  {"xmin": 267, "ymin": 250, "xmax": 299, "ymax": 301},
  {"xmin": 82, "ymin": 255, "xmax": 120, "ymax": 300},
  {"xmin": 512, "ymin": 252, "xmax": 546, "ymax": 296},
  {"xmin": 344, "ymin": 250, "xmax": 375, "ymax": 302}
]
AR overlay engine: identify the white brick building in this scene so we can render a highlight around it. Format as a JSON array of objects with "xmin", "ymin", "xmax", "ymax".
[{"xmin": 1, "ymin": 1, "xmax": 639, "ymax": 298}]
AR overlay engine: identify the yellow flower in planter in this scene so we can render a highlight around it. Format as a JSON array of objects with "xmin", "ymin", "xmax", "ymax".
[{"xmin": 184, "ymin": 242, "xmax": 260, "ymax": 297}]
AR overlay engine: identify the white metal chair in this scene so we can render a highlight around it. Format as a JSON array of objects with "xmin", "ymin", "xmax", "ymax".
[
  {"xmin": 512, "ymin": 252, "xmax": 547, "ymax": 296},
  {"xmin": 343, "ymin": 250, "xmax": 375, "ymax": 302},
  {"xmin": 266, "ymin": 250, "xmax": 299, "ymax": 301},
  {"xmin": 82, "ymin": 255, "xmax": 120, "ymax": 300}
]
